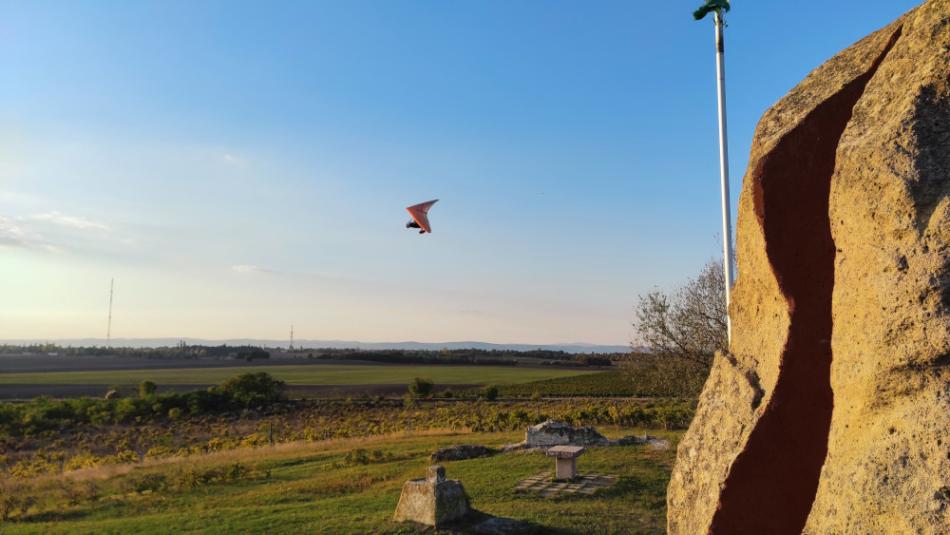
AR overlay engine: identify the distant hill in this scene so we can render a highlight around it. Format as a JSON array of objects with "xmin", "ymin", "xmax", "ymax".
[{"xmin": 1, "ymin": 338, "xmax": 632, "ymax": 354}]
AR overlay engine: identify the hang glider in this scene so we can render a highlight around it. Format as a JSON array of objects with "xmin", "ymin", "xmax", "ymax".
[{"xmin": 405, "ymin": 199, "xmax": 438, "ymax": 234}]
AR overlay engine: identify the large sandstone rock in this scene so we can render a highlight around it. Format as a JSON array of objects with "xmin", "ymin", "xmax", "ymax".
[
  {"xmin": 393, "ymin": 465, "xmax": 469, "ymax": 527},
  {"xmin": 668, "ymin": 1, "xmax": 950, "ymax": 533}
]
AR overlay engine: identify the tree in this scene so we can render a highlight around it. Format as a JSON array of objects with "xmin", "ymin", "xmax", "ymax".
[
  {"xmin": 633, "ymin": 258, "xmax": 728, "ymax": 370},
  {"xmin": 408, "ymin": 377, "xmax": 434, "ymax": 399},
  {"xmin": 217, "ymin": 372, "xmax": 286, "ymax": 408}
]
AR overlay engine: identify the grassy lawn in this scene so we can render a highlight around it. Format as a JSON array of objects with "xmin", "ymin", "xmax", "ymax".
[
  {"xmin": 1, "ymin": 428, "xmax": 677, "ymax": 534},
  {"xmin": 0, "ymin": 365, "xmax": 597, "ymax": 387}
]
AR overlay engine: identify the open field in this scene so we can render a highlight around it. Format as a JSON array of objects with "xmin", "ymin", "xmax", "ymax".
[
  {"xmin": 0, "ymin": 383, "xmax": 489, "ymax": 400},
  {"xmin": 0, "ymin": 365, "xmax": 597, "ymax": 387},
  {"xmin": 0, "ymin": 397, "xmax": 694, "ymax": 476},
  {"xmin": 0, "ymin": 427, "xmax": 679, "ymax": 534},
  {"xmin": 0, "ymin": 355, "xmax": 334, "ymax": 374},
  {"xmin": 0, "ymin": 369, "xmax": 690, "ymax": 533}
]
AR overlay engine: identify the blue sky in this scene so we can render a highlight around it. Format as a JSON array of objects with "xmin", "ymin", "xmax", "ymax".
[{"xmin": 0, "ymin": 0, "xmax": 920, "ymax": 345}]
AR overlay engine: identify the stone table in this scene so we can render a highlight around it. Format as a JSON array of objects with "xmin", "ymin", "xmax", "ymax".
[{"xmin": 546, "ymin": 445, "xmax": 585, "ymax": 480}]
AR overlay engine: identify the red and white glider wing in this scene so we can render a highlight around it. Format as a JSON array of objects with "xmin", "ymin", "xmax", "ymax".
[{"xmin": 406, "ymin": 199, "xmax": 438, "ymax": 233}]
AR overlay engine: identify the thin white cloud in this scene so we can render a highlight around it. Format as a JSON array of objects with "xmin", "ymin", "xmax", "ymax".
[
  {"xmin": 218, "ymin": 152, "xmax": 248, "ymax": 169},
  {"xmin": 0, "ymin": 215, "xmax": 60, "ymax": 252},
  {"xmin": 231, "ymin": 264, "xmax": 273, "ymax": 274},
  {"xmin": 0, "ymin": 209, "xmax": 126, "ymax": 255},
  {"xmin": 0, "ymin": 216, "xmax": 27, "ymax": 247},
  {"xmin": 30, "ymin": 211, "xmax": 110, "ymax": 231}
]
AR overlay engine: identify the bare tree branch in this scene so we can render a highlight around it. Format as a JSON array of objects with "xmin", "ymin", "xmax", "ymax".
[{"xmin": 632, "ymin": 259, "xmax": 728, "ymax": 370}]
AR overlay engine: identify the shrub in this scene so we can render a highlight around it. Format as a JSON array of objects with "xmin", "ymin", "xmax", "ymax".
[
  {"xmin": 408, "ymin": 378, "xmax": 434, "ymax": 399},
  {"xmin": 138, "ymin": 381, "xmax": 157, "ymax": 398},
  {"xmin": 0, "ymin": 491, "xmax": 35, "ymax": 521},
  {"xmin": 339, "ymin": 448, "xmax": 391, "ymax": 467},
  {"xmin": 124, "ymin": 473, "xmax": 167, "ymax": 493},
  {"xmin": 113, "ymin": 398, "xmax": 143, "ymax": 423},
  {"xmin": 170, "ymin": 462, "xmax": 267, "ymax": 491},
  {"xmin": 0, "ymin": 372, "xmax": 289, "ymax": 439},
  {"xmin": 186, "ymin": 389, "xmax": 225, "ymax": 414},
  {"xmin": 60, "ymin": 479, "xmax": 99, "ymax": 505},
  {"xmin": 483, "ymin": 385, "xmax": 499, "ymax": 401},
  {"xmin": 216, "ymin": 372, "xmax": 286, "ymax": 408}
]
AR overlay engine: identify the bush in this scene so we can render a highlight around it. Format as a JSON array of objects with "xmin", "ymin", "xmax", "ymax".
[
  {"xmin": 170, "ymin": 462, "xmax": 268, "ymax": 490},
  {"xmin": 483, "ymin": 385, "xmax": 499, "ymax": 401},
  {"xmin": 0, "ymin": 372, "xmax": 289, "ymax": 439},
  {"xmin": 339, "ymin": 448, "xmax": 391, "ymax": 467},
  {"xmin": 408, "ymin": 378, "xmax": 434, "ymax": 399},
  {"xmin": 138, "ymin": 381, "xmax": 157, "ymax": 398},
  {"xmin": 113, "ymin": 398, "xmax": 144, "ymax": 423},
  {"xmin": 215, "ymin": 372, "xmax": 286, "ymax": 408},
  {"xmin": 0, "ymin": 491, "xmax": 36, "ymax": 521},
  {"xmin": 124, "ymin": 473, "xmax": 167, "ymax": 493}
]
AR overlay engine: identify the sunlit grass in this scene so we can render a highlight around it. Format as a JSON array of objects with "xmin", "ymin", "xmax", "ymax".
[{"xmin": 2, "ymin": 428, "xmax": 677, "ymax": 534}]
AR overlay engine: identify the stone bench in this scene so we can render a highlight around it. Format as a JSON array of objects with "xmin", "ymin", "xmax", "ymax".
[{"xmin": 546, "ymin": 445, "xmax": 585, "ymax": 480}]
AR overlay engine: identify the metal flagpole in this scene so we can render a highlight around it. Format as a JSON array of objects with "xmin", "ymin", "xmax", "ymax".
[{"xmin": 714, "ymin": 9, "xmax": 735, "ymax": 344}]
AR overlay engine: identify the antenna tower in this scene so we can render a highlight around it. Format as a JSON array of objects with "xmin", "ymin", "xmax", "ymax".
[{"xmin": 107, "ymin": 278, "xmax": 114, "ymax": 345}]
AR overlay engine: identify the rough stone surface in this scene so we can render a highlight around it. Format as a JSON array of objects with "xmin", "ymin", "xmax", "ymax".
[
  {"xmin": 430, "ymin": 444, "xmax": 496, "ymax": 462},
  {"xmin": 524, "ymin": 420, "xmax": 609, "ymax": 447},
  {"xmin": 393, "ymin": 465, "xmax": 469, "ymax": 527},
  {"xmin": 668, "ymin": 1, "xmax": 950, "ymax": 533}
]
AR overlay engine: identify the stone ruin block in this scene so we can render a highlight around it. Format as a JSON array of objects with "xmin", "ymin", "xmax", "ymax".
[
  {"xmin": 525, "ymin": 420, "xmax": 609, "ymax": 448},
  {"xmin": 393, "ymin": 465, "xmax": 469, "ymax": 527}
]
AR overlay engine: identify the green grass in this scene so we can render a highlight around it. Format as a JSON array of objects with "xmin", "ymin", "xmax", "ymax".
[
  {"xmin": 0, "ymin": 365, "xmax": 597, "ymax": 387},
  {"xmin": 2, "ymin": 428, "xmax": 678, "ymax": 534}
]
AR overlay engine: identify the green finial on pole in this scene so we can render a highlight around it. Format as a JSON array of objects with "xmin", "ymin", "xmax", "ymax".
[{"xmin": 693, "ymin": 0, "xmax": 730, "ymax": 21}]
